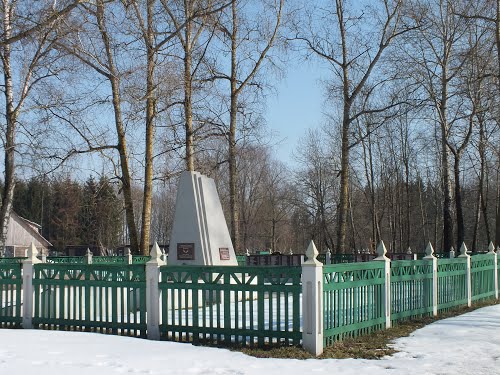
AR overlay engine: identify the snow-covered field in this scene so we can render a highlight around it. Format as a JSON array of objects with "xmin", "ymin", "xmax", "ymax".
[{"xmin": 1, "ymin": 304, "xmax": 499, "ymax": 375}]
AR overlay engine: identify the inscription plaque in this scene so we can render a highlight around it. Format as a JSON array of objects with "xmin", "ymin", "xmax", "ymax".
[
  {"xmin": 177, "ymin": 243, "xmax": 195, "ymax": 260},
  {"xmin": 219, "ymin": 247, "xmax": 230, "ymax": 261}
]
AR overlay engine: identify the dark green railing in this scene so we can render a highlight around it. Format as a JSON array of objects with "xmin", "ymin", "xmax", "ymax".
[
  {"xmin": 323, "ymin": 262, "xmax": 386, "ymax": 344},
  {"xmin": 391, "ymin": 260, "xmax": 433, "ymax": 322},
  {"xmin": 471, "ymin": 254, "xmax": 496, "ymax": 302},
  {"xmin": 437, "ymin": 258, "xmax": 468, "ymax": 311},
  {"xmin": 32, "ymin": 263, "xmax": 147, "ymax": 337},
  {"xmin": 158, "ymin": 265, "xmax": 302, "ymax": 346},
  {"xmin": 0, "ymin": 262, "xmax": 22, "ymax": 328}
]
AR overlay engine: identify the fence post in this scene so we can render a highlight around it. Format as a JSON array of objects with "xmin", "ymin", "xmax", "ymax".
[
  {"xmin": 146, "ymin": 242, "xmax": 165, "ymax": 340},
  {"xmin": 326, "ymin": 248, "xmax": 331, "ymax": 265},
  {"xmin": 301, "ymin": 240, "xmax": 323, "ymax": 356},
  {"xmin": 85, "ymin": 248, "xmax": 93, "ymax": 264},
  {"xmin": 449, "ymin": 246, "xmax": 455, "ymax": 258},
  {"xmin": 125, "ymin": 248, "xmax": 132, "ymax": 265},
  {"xmin": 458, "ymin": 243, "xmax": 471, "ymax": 307},
  {"xmin": 423, "ymin": 242, "xmax": 438, "ymax": 316},
  {"xmin": 22, "ymin": 243, "xmax": 41, "ymax": 329},
  {"xmin": 488, "ymin": 242, "xmax": 498, "ymax": 300},
  {"xmin": 373, "ymin": 241, "xmax": 391, "ymax": 329}
]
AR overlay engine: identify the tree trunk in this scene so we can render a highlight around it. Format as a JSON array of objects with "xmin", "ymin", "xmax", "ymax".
[
  {"xmin": 336, "ymin": 109, "xmax": 350, "ymax": 254},
  {"xmin": 496, "ymin": 0, "xmax": 500, "ymax": 248},
  {"xmin": 440, "ymin": 75, "xmax": 454, "ymax": 253},
  {"xmin": 184, "ymin": 4, "xmax": 194, "ymax": 171},
  {"xmin": 229, "ymin": 0, "xmax": 240, "ymax": 252},
  {"xmin": 140, "ymin": 0, "xmax": 155, "ymax": 255},
  {"xmin": 96, "ymin": 0, "xmax": 140, "ymax": 254},
  {"xmin": 0, "ymin": 1, "xmax": 16, "ymax": 255},
  {"xmin": 453, "ymin": 154, "xmax": 465, "ymax": 248},
  {"xmin": 496, "ymin": 162, "xmax": 500, "ymax": 247}
]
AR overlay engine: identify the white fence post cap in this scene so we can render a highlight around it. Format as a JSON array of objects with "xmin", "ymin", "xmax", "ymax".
[
  {"xmin": 488, "ymin": 242, "xmax": 495, "ymax": 254},
  {"xmin": 305, "ymin": 240, "xmax": 321, "ymax": 265},
  {"xmin": 374, "ymin": 240, "xmax": 389, "ymax": 261},
  {"xmin": 423, "ymin": 242, "xmax": 435, "ymax": 259},
  {"xmin": 458, "ymin": 242, "xmax": 470, "ymax": 258},
  {"xmin": 148, "ymin": 242, "xmax": 165, "ymax": 265}
]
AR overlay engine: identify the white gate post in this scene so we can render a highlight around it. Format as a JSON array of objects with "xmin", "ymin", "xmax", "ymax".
[
  {"xmin": 423, "ymin": 242, "xmax": 438, "ymax": 316},
  {"xmin": 373, "ymin": 241, "xmax": 391, "ymax": 329},
  {"xmin": 488, "ymin": 242, "xmax": 498, "ymax": 300},
  {"xmin": 326, "ymin": 248, "xmax": 331, "ymax": 265},
  {"xmin": 146, "ymin": 242, "xmax": 165, "ymax": 340},
  {"xmin": 125, "ymin": 248, "xmax": 132, "ymax": 265},
  {"xmin": 458, "ymin": 243, "xmax": 471, "ymax": 307},
  {"xmin": 22, "ymin": 243, "xmax": 41, "ymax": 329},
  {"xmin": 85, "ymin": 248, "xmax": 93, "ymax": 264},
  {"xmin": 302, "ymin": 240, "xmax": 323, "ymax": 356}
]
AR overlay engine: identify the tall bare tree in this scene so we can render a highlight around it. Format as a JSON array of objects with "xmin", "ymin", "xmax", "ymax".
[
  {"xmin": 216, "ymin": 0, "xmax": 284, "ymax": 252},
  {"xmin": 299, "ymin": 0, "xmax": 412, "ymax": 252},
  {"xmin": 0, "ymin": 0, "xmax": 82, "ymax": 254}
]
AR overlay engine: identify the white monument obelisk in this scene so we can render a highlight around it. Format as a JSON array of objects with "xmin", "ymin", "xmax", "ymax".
[{"xmin": 168, "ymin": 171, "xmax": 237, "ymax": 266}]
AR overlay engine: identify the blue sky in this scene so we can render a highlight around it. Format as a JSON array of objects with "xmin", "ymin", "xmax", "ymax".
[{"xmin": 265, "ymin": 59, "xmax": 328, "ymax": 166}]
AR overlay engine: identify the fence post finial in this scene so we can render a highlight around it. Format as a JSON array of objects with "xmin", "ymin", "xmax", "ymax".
[
  {"xmin": 305, "ymin": 240, "xmax": 320, "ymax": 265},
  {"xmin": 406, "ymin": 246, "xmax": 412, "ymax": 254},
  {"xmin": 488, "ymin": 241, "xmax": 496, "ymax": 254},
  {"xmin": 458, "ymin": 242, "xmax": 469, "ymax": 258},
  {"xmin": 374, "ymin": 240, "xmax": 389, "ymax": 261},
  {"xmin": 149, "ymin": 242, "xmax": 164, "ymax": 264},
  {"xmin": 424, "ymin": 242, "xmax": 435, "ymax": 258}
]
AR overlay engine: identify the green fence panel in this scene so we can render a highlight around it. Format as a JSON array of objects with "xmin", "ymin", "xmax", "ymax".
[
  {"xmin": 32, "ymin": 263, "xmax": 146, "ymax": 337},
  {"xmin": 323, "ymin": 262, "xmax": 386, "ymax": 345},
  {"xmin": 236, "ymin": 255, "xmax": 247, "ymax": 266},
  {"xmin": 132, "ymin": 256, "xmax": 151, "ymax": 264},
  {"xmin": 92, "ymin": 256, "xmax": 128, "ymax": 265},
  {"xmin": 471, "ymin": 254, "xmax": 496, "ymax": 302},
  {"xmin": 0, "ymin": 257, "xmax": 26, "ymax": 264},
  {"xmin": 0, "ymin": 262, "xmax": 22, "ymax": 328},
  {"xmin": 46, "ymin": 256, "xmax": 85, "ymax": 264},
  {"xmin": 437, "ymin": 258, "xmax": 468, "ymax": 312},
  {"xmin": 390, "ymin": 260, "xmax": 433, "ymax": 323},
  {"xmin": 158, "ymin": 265, "xmax": 302, "ymax": 347}
]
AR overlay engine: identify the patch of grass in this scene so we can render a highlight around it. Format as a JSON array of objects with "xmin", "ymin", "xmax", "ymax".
[{"xmin": 238, "ymin": 299, "xmax": 499, "ymax": 360}]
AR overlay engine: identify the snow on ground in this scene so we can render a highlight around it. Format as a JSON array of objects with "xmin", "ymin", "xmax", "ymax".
[{"xmin": 1, "ymin": 304, "xmax": 500, "ymax": 375}]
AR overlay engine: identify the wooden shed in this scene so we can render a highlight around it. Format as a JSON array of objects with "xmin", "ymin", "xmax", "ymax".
[{"xmin": 4, "ymin": 212, "xmax": 51, "ymax": 257}]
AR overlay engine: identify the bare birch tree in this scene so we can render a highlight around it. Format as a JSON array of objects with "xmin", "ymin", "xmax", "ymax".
[
  {"xmin": 0, "ymin": 0, "xmax": 82, "ymax": 253},
  {"xmin": 298, "ymin": 0, "xmax": 413, "ymax": 253}
]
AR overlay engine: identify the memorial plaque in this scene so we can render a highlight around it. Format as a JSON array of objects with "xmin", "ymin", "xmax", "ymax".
[
  {"xmin": 177, "ymin": 243, "xmax": 195, "ymax": 260},
  {"xmin": 219, "ymin": 247, "xmax": 230, "ymax": 261}
]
